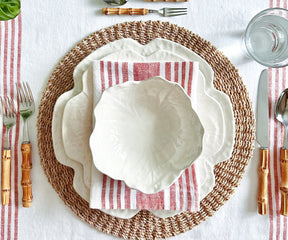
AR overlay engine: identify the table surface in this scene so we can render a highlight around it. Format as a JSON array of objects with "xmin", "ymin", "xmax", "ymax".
[{"xmin": 0, "ymin": 0, "xmax": 284, "ymax": 239}]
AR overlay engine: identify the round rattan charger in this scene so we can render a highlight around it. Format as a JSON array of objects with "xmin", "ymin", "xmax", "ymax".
[{"xmin": 37, "ymin": 21, "xmax": 255, "ymax": 239}]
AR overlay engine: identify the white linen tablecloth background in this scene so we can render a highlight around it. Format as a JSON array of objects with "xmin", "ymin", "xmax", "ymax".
[{"xmin": 0, "ymin": 0, "xmax": 283, "ymax": 239}]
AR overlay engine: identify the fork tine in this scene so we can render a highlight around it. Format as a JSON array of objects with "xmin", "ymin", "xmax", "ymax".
[
  {"xmin": 3, "ymin": 97, "xmax": 9, "ymax": 117},
  {"xmin": 16, "ymin": 83, "xmax": 26, "ymax": 103},
  {"xmin": 22, "ymin": 82, "xmax": 31, "ymax": 103},
  {"xmin": 6, "ymin": 97, "xmax": 14, "ymax": 118},
  {"xmin": 6, "ymin": 97, "xmax": 11, "ymax": 117},
  {"xmin": 167, "ymin": 8, "xmax": 187, "ymax": 10},
  {"xmin": 168, "ymin": 10, "xmax": 187, "ymax": 14},
  {"xmin": 16, "ymin": 83, "xmax": 22, "ymax": 102},
  {"xmin": 24, "ymin": 82, "xmax": 34, "ymax": 102},
  {"xmin": 8, "ymin": 97, "xmax": 16, "ymax": 116},
  {"xmin": 168, "ymin": 12, "xmax": 187, "ymax": 17}
]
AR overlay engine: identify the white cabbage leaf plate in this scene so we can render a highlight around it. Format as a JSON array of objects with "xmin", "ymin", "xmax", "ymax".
[{"xmin": 90, "ymin": 76, "xmax": 204, "ymax": 194}]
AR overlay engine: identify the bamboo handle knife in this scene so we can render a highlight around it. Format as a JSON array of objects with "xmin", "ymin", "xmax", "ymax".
[{"xmin": 258, "ymin": 148, "xmax": 269, "ymax": 215}]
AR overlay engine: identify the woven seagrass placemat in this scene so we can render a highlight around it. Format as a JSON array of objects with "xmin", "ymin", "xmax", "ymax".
[{"xmin": 37, "ymin": 21, "xmax": 255, "ymax": 239}]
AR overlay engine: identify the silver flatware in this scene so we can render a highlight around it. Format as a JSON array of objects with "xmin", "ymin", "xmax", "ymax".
[
  {"xmin": 103, "ymin": 0, "xmax": 127, "ymax": 6},
  {"xmin": 275, "ymin": 88, "xmax": 288, "ymax": 216},
  {"xmin": 256, "ymin": 69, "xmax": 269, "ymax": 215},
  {"xmin": 102, "ymin": 7, "xmax": 187, "ymax": 17},
  {"xmin": 1, "ymin": 96, "xmax": 16, "ymax": 205},
  {"xmin": 16, "ymin": 82, "xmax": 35, "ymax": 208}
]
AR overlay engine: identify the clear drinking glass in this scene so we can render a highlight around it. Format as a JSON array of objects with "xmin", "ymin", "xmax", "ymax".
[{"xmin": 244, "ymin": 8, "xmax": 288, "ymax": 68}]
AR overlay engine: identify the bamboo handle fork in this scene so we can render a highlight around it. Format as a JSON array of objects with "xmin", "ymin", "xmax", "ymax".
[
  {"xmin": 102, "ymin": 7, "xmax": 187, "ymax": 17},
  {"xmin": 16, "ymin": 82, "xmax": 35, "ymax": 207},
  {"xmin": 1, "ymin": 97, "xmax": 16, "ymax": 205}
]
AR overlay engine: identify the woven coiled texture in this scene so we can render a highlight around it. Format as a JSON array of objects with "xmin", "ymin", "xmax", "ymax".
[{"xmin": 37, "ymin": 21, "xmax": 255, "ymax": 239}]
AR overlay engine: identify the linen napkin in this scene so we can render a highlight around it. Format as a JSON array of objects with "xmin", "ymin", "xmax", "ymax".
[{"xmin": 89, "ymin": 60, "xmax": 200, "ymax": 211}]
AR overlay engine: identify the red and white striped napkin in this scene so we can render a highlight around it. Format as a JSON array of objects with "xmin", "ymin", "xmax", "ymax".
[{"xmin": 89, "ymin": 61, "xmax": 200, "ymax": 211}]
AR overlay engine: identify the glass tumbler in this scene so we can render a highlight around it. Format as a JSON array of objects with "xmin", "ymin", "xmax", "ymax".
[{"xmin": 244, "ymin": 8, "xmax": 288, "ymax": 68}]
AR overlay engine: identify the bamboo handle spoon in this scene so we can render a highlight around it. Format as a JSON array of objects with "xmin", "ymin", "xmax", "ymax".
[{"xmin": 275, "ymin": 88, "xmax": 288, "ymax": 216}]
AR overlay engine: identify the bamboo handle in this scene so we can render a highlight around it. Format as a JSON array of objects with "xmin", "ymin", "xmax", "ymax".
[
  {"xmin": 21, "ymin": 143, "xmax": 32, "ymax": 207},
  {"xmin": 2, "ymin": 149, "xmax": 11, "ymax": 205},
  {"xmin": 102, "ymin": 8, "xmax": 148, "ymax": 15},
  {"xmin": 258, "ymin": 148, "xmax": 269, "ymax": 215},
  {"xmin": 280, "ymin": 148, "xmax": 288, "ymax": 216}
]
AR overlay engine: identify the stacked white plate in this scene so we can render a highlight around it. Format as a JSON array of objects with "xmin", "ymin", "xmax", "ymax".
[{"xmin": 52, "ymin": 38, "xmax": 235, "ymax": 218}]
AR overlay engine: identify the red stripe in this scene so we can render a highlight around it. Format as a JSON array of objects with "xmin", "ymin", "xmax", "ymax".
[
  {"xmin": 268, "ymin": 68, "xmax": 274, "ymax": 240},
  {"xmin": 7, "ymin": 18, "xmax": 16, "ymax": 240},
  {"xmin": 187, "ymin": 62, "xmax": 193, "ymax": 97},
  {"xmin": 122, "ymin": 62, "xmax": 128, "ymax": 82},
  {"xmin": 107, "ymin": 61, "xmax": 112, "ymax": 87},
  {"xmin": 174, "ymin": 62, "xmax": 179, "ymax": 83},
  {"xmin": 191, "ymin": 165, "xmax": 199, "ymax": 210},
  {"xmin": 269, "ymin": 0, "xmax": 273, "ymax": 8},
  {"xmin": 101, "ymin": 175, "xmax": 107, "ymax": 209},
  {"xmin": 184, "ymin": 168, "xmax": 192, "ymax": 211},
  {"xmin": 100, "ymin": 61, "xmax": 105, "ymax": 92},
  {"xmin": 14, "ymin": 14, "xmax": 22, "ymax": 240},
  {"xmin": 109, "ymin": 178, "xmax": 114, "ymax": 209},
  {"xmin": 116, "ymin": 181, "xmax": 121, "ymax": 209},
  {"xmin": 115, "ymin": 62, "xmax": 119, "ymax": 85},
  {"xmin": 181, "ymin": 62, "xmax": 186, "ymax": 88},
  {"xmin": 165, "ymin": 62, "xmax": 171, "ymax": 81},
  {"xmin": 178, "ymin": 174, "xmax": 184, "ymax": 209},
  {"xmin": 274, "ymin": 68, "xmax": 281, "ymax": 240}
]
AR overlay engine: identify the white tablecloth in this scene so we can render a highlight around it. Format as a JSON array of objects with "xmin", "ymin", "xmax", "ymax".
[{"xmin": 0, "ymin": 0, "xmax": 284, "ymax": 239}]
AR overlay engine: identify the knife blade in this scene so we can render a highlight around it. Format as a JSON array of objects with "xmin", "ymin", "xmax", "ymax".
[{"xmin": 256, "ymin": 69, "xmax": 269, "ymax": 215}]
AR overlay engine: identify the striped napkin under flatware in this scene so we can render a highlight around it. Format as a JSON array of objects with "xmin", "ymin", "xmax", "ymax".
[{"xmin": 89, "ymin": 60, "xmax": 200, "ymax": 211}]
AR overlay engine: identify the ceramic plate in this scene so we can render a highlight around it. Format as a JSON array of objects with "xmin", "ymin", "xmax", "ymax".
[
  {"xmin": 61, "ymin": 50, "xmax": 227, "ymax": 218},
  {"xmin": 90, "ymin": 76, "xmax": 204, "ymax": 194}
]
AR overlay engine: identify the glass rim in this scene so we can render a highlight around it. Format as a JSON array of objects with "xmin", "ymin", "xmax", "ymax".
[{"xmin": 244, "ymin": 7, "xmax": 288, "ymax": 68}]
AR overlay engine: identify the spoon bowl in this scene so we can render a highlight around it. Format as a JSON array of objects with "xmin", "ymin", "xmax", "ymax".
[
  {"xmin": 275, "ymin": 88, "xmax": 288, "ymax": 147},
  {"xmin": 103, "ymin": 0, "xmax": 127, "ymax": 6}
]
